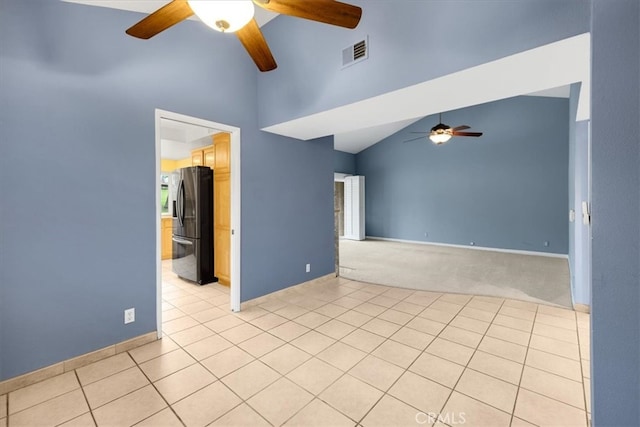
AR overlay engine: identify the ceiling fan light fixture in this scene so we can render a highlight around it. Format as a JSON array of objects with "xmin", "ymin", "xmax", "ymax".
[
  {"xmin": 429, "ymin": 124, "xmax": 453, "ymax": 145},
  {"xmin": 188, "ymin": 0, "xmax": 255, "ymax": 33},
  {"xmin": 429, "ymin": 133, "xmax": 452, "ymax": 144}
]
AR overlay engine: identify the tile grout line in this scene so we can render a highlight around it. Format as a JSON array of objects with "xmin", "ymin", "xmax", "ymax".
[
  {"xmin": 161, "ymin": 277, "xmax": 339, "ymax": 426},
  {"xmin": 238, "ymin": 291, "xmax": 367, "ymax": 425},
  {"xmin": 6, "ymin": 374, "xmax": 94, "ymax": 426},
  {"xmin": 460, "ymin": 301, "xmax": 586, "ymax": 425},
  {"xmin": 348, "ymin": 293, "xmax": 492, "ymax": 424},
  {"xmin": 348, "ymin": 292, "xmax": 446, "ymax": 426},
  {"xmin": 71, "ymin": 370, "xmax": 99, "ymax": 427},
  {"xmin": 405, "ymin": 294, "xmax": 477, "ymax": 416},
  {"xmin": 246, "ymin": 284, "xmax": 441, "ymax": 425},
  {"xmin": 575, "ymin": 311, "xmax": 591, "ymax": 427},
  {"xmin": 77, "ymin": 350, "xmax": 185, "ymax": 426},
  {"xmin": 128, "ymin": 315, "xmax": 260, "ymax": 427},
  {"xmin": 362, "ymin": 293, "xmax": 529, "ymax": 425},
  {"xmin": 101, "ymin": 274, "xmax": 219, "ymax": 423},
  {"xmin": 515, "ymin": 314, "xmax": 590, "ymax": 410},
  {"xmin": 431, "ymin": 294, "xmax": 508, "ymax": 424},
  {"xmin": 475, "ymin": 309, "xmax": 584, "ymax": 368},
  {"xmin": 259, "ymin": 285, "xmax": 428, "ymax": 426},
  {"xmin": 508, "ymin": 302, "xmax": 540, "ymax": 427},
  {"xmin": 166, "ymin": 288, "xmax": 279, "ymax": 426},
  {"xmin": 500, "ymin": 305, "xmax": 589, "ymax": 417},
  {"xmin": 165, "ymin": 324, "xmax": 264, "ymax": 426},
  {"xmin": 518, "ymin": 304, "xmax": 587, "ymax": 422},
  {"xmin": 128, "ymin": 352, "xmax": 188, "ymax": 427},
  {"xmin": 434, "ymin": 298, "xmax": 583, "ymax": 421}
]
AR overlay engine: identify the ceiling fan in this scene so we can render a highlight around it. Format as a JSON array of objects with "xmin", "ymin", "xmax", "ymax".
[
  {"xmin": 405, "ymin": 113, "xmax": 483, "ymax": 145},
  {"xmin": 125, "ymin": 0, "xmax": 362, "ymax": 72}
]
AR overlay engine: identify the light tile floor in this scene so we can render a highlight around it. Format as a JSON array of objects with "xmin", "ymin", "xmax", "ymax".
[{"xmin": 1, "ymin": 264, "xmax": 591, "ymax": 426}]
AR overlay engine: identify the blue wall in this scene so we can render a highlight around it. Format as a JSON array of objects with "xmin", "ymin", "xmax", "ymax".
[
  {"xmin": 356, "ymin": 96, "xmax": 569, "ymax": 254},
  {"xmin": 334, "ymin": 150, "xmax": 356, "ymax": 174},
  {"xmin": 590, "ymin": 0, "xmax": 640, "ymax": 425},
  {"xmin": 241, "ymin": 134, "xmax": 335, "ymax": 300},
  {"xmin": 0, "ymin": 0, "xmax": 334, "ymax": 380},
  {"xmin": 258, "ymin": 0, "xmax": 589, "ymax": 128}
]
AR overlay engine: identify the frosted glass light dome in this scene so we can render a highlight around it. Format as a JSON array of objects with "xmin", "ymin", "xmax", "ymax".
[
  {"xmin": 429, "ymin": 131, "xmax": 452, "ymax": 145},
  {"xmin": 188, "ymin": 0, "xmax": 255, "ymax": 33}
]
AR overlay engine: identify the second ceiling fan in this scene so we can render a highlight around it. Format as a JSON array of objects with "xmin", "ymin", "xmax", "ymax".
[
  {"xmin": 405, "ymin": 113, "xmax": 483, "ymax": 145},
  {"xmin": 125, "ymin": 0, "xmax": 363, "ymax": 72}
]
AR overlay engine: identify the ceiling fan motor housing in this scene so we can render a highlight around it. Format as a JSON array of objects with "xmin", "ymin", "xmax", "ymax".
[{"xmin": 430, "ymin": 122, "xmax": 452, "ymax": 132}]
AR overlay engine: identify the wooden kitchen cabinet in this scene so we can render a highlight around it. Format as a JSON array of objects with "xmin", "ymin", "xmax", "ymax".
[
  {"xmin": 214, "ymin": 133, "xmax": 230, "ymax": 174},
  {"xmin": 213, "ymin": 132, "xmax": 231, "ymax": 286},
  {"xmin": 161, "ymin": 217, "xmax": 173, "ymax": 260},
  {"xmin": 214, "ymin": 173, "xmax": 231, "ymax": 285},
  {"xmin": 203, "ymin": 146, "xmax": 215, "ymax": 168},
  {"xmin": 191, "ymin": 150, "xmax": 203, "ymax": 166},
  {"xmin": 191, "ymin": 145, "xmax": 215, "ymax": 168}
]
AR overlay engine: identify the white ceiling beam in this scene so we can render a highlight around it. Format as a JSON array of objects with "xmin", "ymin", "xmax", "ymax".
[{"xmin": 263, "ymin": 33, "xmax": 591, "ymax": 147}]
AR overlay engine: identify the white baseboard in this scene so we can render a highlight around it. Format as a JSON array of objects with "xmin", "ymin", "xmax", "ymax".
[
  {"xmin": 365, "ymin": 236, "xmax": 569, "ymax": 259},
  {"xmin": 241, "ymin": 273, "xmax": 337, "ymax": 308},
  {"xmin": 0, "ymin": 331, "xmax": 157, "ymax": 395}
]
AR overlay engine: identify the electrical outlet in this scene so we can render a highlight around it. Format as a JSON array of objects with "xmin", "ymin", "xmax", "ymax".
[
  {"xmin": 424, "ymin": 232, "xmax": 429, "ymax": 238},
  {"xmin": 124, "ymin": 308, "xmax": 135, "ymax": 324},
  {"xmin": 544, "ymin": 241, "xmax": 550, "ymax": 247},
  {"xmin": 305, "ymin": 263, "xmax": 311, "ymax": 273}
]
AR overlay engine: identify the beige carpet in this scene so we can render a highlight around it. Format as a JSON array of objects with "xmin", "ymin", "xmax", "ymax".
[{"xmin": 339, "ymin": 239, "xmax": 572, "ymax": 308}]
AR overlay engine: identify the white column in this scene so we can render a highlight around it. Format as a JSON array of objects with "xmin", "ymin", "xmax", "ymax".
[{"xmin": 344, "ymin": 176, "xmax": 365, "ymax": 240}]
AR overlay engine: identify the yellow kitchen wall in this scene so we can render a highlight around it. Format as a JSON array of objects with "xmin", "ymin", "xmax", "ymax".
[
  {"xmin": 161, "ymin": 159, "xmax": 177, "ymax": 172},
  {"xmin": 175, "ymin": 157, "xmax": 191, "ymax": 169},
  {"xmin": 161, "ymin": 158, "xmax": 191, "ymax": 171}
]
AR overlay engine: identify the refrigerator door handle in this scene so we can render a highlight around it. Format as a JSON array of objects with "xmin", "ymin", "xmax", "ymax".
[
  {"xmin": 172, "ymin": 237, "xmax": 193, "ymax": 246},
  {"xmin": 177, "ymin": 179, "xmax": 185, "ymax": 227},
  {"xmin": 176, "ymin": 179, "xmax": 181, "ymax": 226}
]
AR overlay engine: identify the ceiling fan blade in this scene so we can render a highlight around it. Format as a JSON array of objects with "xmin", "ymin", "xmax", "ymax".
[
  {"xmin": 254, "ymin": 0, "xmax": 362, "ymax": 29},
  {"xmin": 126, "ymin": 0, "xmax": 193, "ymax": 39},
  {"xmin": 403, "ymin": 136, "xmax": 427, "ymax": 143},
  {"xmin": 452, "ymin": 125, "xmax": 470, "ymax": 131},
  {"xmin": 453, "ymin": 131, "xmax": 483, "ymax": 137},
  {"xmin": 236, "ymin": 18, "xmax": 278, "ymax": 72}
]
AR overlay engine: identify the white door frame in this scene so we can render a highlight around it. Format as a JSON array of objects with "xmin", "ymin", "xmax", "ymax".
[{"xmin": 155, "ymin": 109, "xmax": 242, "ymax": 338}]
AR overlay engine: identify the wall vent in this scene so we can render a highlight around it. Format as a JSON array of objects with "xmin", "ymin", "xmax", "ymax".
[{"xmin": 342, "ymin": 36, "xmax": 368, "ymax": 68}]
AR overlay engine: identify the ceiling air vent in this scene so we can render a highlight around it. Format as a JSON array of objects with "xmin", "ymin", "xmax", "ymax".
[{"xmin": 342, "ymin": 36, "xmax": 368, "ymax": 69}]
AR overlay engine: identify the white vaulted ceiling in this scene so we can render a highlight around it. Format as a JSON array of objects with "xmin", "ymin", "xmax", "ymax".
[
  {"xmin": 62, "ymin": 2, "xmax": 589, "ymax": 154},
  {"xmin": 160, "ymin": 118, "xmax": 220, "ymax": 160}
]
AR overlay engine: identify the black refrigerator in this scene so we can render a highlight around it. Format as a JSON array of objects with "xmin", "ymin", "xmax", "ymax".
[{"xmin": 172, "ymin": 166, "xmax": 215, "ymax": 285}]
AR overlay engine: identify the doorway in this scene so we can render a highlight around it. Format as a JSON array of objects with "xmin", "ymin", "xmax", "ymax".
[
  {"xmin": 155, "ymin": 109, "xmax": 242, "ymax": 338},
  {"xmin": 333, "ymin": 173, "xmax": 351, "ymax": 274}
]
